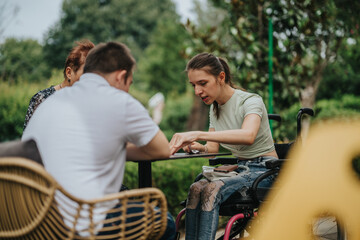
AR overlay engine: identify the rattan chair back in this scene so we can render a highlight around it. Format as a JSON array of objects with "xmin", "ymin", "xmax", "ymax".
[{"xmin": 0, "ymin": 157, "xmax": 167, "ymax": 240}]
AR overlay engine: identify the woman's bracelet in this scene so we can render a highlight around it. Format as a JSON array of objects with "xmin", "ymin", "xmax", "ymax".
[{"xmin": 204, "ymin": 145, "xmax": 208, "ymax": 153}]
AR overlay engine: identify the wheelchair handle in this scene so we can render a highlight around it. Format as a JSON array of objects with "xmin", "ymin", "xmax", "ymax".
[
  {"xmin": 297, "ymin": 108, "xmax": 314, "ymax": 136},
  {"xmin": 268, "ymin": 114, "xmax": 282, "ymax": 123}
]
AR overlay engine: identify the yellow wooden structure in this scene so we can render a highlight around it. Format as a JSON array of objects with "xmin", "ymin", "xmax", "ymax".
[{"xmin": 251, "ymin": 120, "xmax": 360, "ymax": 239}]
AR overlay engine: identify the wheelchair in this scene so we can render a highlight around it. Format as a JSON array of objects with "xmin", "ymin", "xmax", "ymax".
[{"xmin": 175, "ymin": 108, "xmax": 344, "ymax": 240}]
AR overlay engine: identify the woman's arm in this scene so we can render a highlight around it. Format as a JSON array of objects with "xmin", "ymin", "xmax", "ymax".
[
  {"xmin": 181, "ymin": 128, "xmax": 219, "ymax": 154},
  {"xmin": 169, "ymin": 113, "xmax": 261, "ymax": 155}
]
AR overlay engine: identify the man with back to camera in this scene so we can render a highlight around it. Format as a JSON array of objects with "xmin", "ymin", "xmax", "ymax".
[{"xmin": 22, "ymin": 41, "xmax": 175, "ymax": 239}]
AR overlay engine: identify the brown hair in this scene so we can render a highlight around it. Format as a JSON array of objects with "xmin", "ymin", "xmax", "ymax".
[
  {"xmin": 83, "ymin": 42, "xmax": 136, "ymax": 84},
  {"xmin": 63, "ymin": 39, "xmax": 95, "ymax": 79},
  {"xmin": 186, "ymin": 52, "xmax": 234, "ymax": 118}
]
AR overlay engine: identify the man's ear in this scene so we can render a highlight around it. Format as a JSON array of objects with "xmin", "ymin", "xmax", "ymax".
[{"xmin": 115, "ymin": 70, "xmax": 128, "ymax": 86}]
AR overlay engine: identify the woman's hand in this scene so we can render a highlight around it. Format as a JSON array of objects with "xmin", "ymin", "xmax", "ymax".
[
  {"xmin": 169, "ymin": 131, "xmax": 200, "ymax": 155},
  {"xmin": 183, "ymin": 142, "xmax": 204, "ymax": 153}
]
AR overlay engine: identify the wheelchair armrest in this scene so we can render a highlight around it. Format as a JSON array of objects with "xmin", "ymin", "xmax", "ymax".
[
  {"xmin": 250, "ymin": 159, "xmax": 288, "ymax": 203},
  {"xmin": 194, "ymin": 173, "xmax": 203, "ymax": 182},
  {"xmin": 209, "ymin": 157, "xmax": 239, "ymax": 166},
  {"xmin": 265, "ymin": 159, "xmax": 286, "ymax": 169}
]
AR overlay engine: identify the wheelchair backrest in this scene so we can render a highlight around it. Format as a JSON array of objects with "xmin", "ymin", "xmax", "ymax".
[{"xmin": 274, "ymin": 142, "xmax": 293, "ymax": 159}]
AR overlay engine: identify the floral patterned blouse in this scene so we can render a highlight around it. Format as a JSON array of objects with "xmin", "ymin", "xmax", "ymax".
[{"xmin": 23, "ymin": 86, "xmax": 56, "ymax": 130}]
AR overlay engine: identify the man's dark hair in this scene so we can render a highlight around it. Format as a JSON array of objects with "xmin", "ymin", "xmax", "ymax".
[{"xmin": 84, "ymin": 42, "xmax": 136, "ymax": 82}]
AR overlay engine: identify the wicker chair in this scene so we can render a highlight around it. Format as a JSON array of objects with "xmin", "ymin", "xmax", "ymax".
[{"xmin": 0, "ymin": 157, "xmax": 168, "ymax": 240}]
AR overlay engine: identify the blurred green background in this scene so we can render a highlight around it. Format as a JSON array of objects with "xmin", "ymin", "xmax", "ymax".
[{"xmin": 1, "ymin": 0, "xmax": 360, "ymax": 216}]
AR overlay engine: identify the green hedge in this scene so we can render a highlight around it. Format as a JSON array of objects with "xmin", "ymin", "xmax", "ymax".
[
  {"xmin": 0, "ymin": 82, "xmax": 38, "ymax": 141},
  {"xmin": 0, "ymin": 70, "xmax": 63, "ymax": 142},
  {"xmin": 273, "ymin": 94, "xmax": 360, "ymax": 142},
  {"xmin": 272, "ymin": 95, "xmax": 360, "ymax": 177},
  {"xmin": 159, "ymin": 91, "xmax": 193, "ymax": 140}
]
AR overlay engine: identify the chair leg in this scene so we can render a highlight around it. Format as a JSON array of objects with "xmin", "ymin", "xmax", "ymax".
[{"xmin": 175, "ymin": 208, "xmax": 186, "ymax": 240}]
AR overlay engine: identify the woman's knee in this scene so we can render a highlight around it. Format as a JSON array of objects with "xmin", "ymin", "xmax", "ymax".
[
  {"xmin": 189, "ymin": 180, "xmax": 208, "ymax": 196},
  {"xmin": 187, "ymin": 180, "xmax": 208, "ymax": 209},
  {"xmin": 201, "ymin": 181, "xmax": 224, "ymax": 211}
]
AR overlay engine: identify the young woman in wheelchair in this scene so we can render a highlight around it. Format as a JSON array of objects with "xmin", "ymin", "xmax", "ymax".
[{"xmin": 169, "ymin": 52, "xmax": 278, "ymax": 240}]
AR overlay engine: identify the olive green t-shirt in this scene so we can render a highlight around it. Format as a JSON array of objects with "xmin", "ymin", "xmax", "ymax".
[{"xmin": 209, "ymin": 89, "xmax": 275, "ymax": 159}]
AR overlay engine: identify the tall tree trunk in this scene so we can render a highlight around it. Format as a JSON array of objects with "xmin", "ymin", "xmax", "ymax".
[
  {"xmin": 186, "ymin": 96, "xmax": 209, "ymax": 131},
  {"xmin": 299, "ymin": 61, "xmax": 327, "ymax": 143},
  {"xmin": 299, "ymin": 84, "xmax": 316, "ymax": 143},
  {"xmin": 298, "ymin": 34, "xmax": 343, "ymax": 143}
]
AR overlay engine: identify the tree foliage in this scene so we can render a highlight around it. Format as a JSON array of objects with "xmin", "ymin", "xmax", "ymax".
[
  {"xmin": 43, "ymin": 0, "xmax": 177, "ymax": 69},
  {"xmin": 136, "ymin": 13, "xmax": 189, "ymax": 96},
  {"xmin": 317, "ymin": 38, "xmax": 360, "ymax": 100},
  {"xmin": 184, "ymin": 0, "xmax": 360, "ymax": 112},
  {"xmin": 0, "ymin": 38, "xmax": 50, "ymax": 84},
  {"xmin": 273, "ymin": 94, "xmax": 360, "ymax": 142}
]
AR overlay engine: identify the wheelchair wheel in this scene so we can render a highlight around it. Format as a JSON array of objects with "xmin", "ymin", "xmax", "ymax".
[
  {"xmin": 215, "ymin": 214, "xmax": 254, "ymax": 240},
  {"xmin": 312, "ymin": 216, "xmax": 345, "ymax": 240},
  {"xmin": 215, "ymin": 225, "xmax": 247, "ymax": 240}
]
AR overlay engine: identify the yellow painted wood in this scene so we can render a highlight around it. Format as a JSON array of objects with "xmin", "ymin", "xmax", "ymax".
[{"xmin": 251, "ymin": 120, "xmax": 360, "ymax": 240}]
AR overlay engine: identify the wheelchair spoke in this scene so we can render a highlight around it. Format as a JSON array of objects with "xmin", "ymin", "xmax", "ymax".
[{"xmin": 312, "ymin": 216, "xmax": 345, "ymax": 240}]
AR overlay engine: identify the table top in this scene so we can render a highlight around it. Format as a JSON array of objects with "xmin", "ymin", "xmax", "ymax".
[
  {"xmin": 132, "ymin": 152, "xmax": 232, "ymax": 162},
  {"xmin": 170, "ymin": 152, "xmax": 231, "ymax": 159}
]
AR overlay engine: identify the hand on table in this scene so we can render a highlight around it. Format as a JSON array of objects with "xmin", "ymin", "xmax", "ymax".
[
  {"xmin": 183, "ymin": 142, "xmax": 204, "ymax": 154},
  {"xmin": 169, "ymin": 131, "xmax": 200, "ymax": 155}
]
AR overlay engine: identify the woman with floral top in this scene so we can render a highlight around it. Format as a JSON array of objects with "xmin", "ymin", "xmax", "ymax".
[{"xmin": 23, "ymin": 39, "xmax": 95, "ymax": 130}]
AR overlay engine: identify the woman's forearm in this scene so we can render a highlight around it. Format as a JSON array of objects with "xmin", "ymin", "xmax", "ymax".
[
  {"xmin": 198, "ymin": 114, "xmax": 261, "ymax": 145},
  {"xmin": 197, "ymin": 129, "xmax": 256, "ymax": 145}
]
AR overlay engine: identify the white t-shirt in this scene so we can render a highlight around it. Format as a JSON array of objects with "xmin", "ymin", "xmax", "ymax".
[
  {"xmin": 209, "ymin": 89, "xmax": 275, "ymax": 159},
  {"xmin": 22, "ymin": 73, "xmax": 159, "ymax": 200}
]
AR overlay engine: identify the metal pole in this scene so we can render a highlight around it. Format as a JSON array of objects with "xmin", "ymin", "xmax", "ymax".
[{"xmin": 268, "ymin": 18, "xmax": 274, "ymax": 134}]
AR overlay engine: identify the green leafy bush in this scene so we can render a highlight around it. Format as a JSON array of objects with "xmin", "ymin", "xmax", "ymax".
[
  {"xmin": 0, "ymin": 82, "xmax": 38, "ymax": 141},
  {"xmin": 272, "ymin": 103, "xmax": 302, "ymax": 142},
  {"xmin": 273, "ymin": 95, "xmax": 360, "ymax": 142},
  {"xmin": 159, "ymin": 91, "xmax": 193, "ymax": 140},
  {"xmin": 0, "ymin": 71, "xmax": 63, "ymax": 141},
  {"xmin": 0, "ymin": 38, "xmax": 50, "ymax": 84},
  {"xmin": 314, "ymin": 95, "xmax": 360, "ymax": 120}
]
